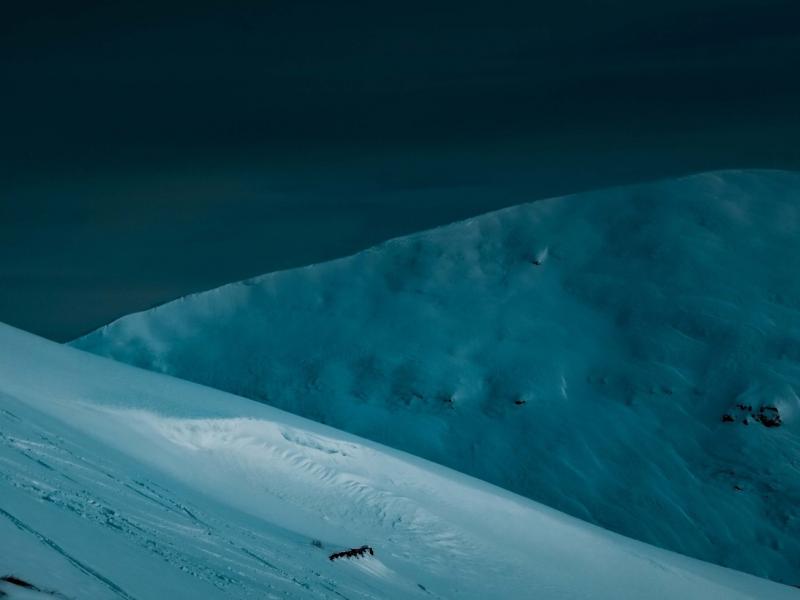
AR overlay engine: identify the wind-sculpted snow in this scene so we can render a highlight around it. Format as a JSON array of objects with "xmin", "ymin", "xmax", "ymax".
[
  {"xmin": 73, "ymin": 170, "xmax": 800, "ymax": 584},
  {"xmin": 4, "ymin": 325, "xmax": 795, "ymax": 598}
]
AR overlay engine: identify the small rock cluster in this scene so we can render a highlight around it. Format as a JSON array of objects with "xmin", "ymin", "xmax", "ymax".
[
  {"xmin": 721, "ymin": 403, "xmax": 782, "ymax": 428},
  {"xmin": 329, "ymin": 545, "xmax": 374, "ymax": 561}
]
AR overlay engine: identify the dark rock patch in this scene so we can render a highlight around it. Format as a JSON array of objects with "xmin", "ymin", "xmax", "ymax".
[
  {"xmin": 754, "ymin": 406, "xmax": 782, "ymax": 428},
  {"xmin": 1, "ymin": 576, "xmax": 38, "ymax": 590},
  {"xmin": 329, "ymin": 545, "xmax": 374, "ymax": 561},
  {"xmin": 721, "ymin": 404, "xmax": 782, "ymax": 428}
]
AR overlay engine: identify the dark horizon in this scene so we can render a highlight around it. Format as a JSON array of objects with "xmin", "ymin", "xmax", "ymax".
[{"xmin": 2, "ymin": 1, "xmax": 800, "ymax": 341}]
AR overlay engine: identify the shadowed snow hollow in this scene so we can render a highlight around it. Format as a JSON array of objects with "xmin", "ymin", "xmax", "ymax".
[{"xmin": 73, "ymin": 170, "xmax": 800, "ymax": 585}]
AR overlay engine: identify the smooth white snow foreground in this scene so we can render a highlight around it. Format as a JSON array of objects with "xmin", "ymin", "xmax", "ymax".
[
  {"xmin": 73, "ymin": 169, "xmax": 800, "ymax": 585},
  {"xmin": 0, "ymin": 324, "xmax": 794, "ymax": 599}
]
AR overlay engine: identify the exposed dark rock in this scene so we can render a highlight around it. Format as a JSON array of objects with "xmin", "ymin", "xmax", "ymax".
[
  {"xmin": 754, "ymin": 405, "xmax": 782, "ymax": 428},
  {"xmin": 722, "ymin": 404, "xmax": 782, "ymax": 428},
  {"xmin": 329, "ymin": 545, "xmax": 374, "ymax": 561},
  {"xmin": 1, "ymin": 576, "xmax": 38, "ymax": 590}
]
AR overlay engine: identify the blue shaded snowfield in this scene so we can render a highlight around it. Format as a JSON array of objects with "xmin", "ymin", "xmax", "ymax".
[
  {"xmin": 74, "ymin": 170, "xmax": 800, "ymax": 585},
  {"xmin": 1, "ymin": 323, "xmax": 797, "ymax": 598}
]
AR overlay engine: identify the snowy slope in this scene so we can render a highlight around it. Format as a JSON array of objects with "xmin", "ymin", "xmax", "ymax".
[
  {"xmin": 73, "ymin": 169, "xmax": 800, "ymax": 585},
  {"xmin": 4, "ymin": 324, "xmax": 796, "ymax": 599}
]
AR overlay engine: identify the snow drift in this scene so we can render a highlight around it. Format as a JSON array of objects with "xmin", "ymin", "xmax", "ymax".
[
  {"xmin": 73, "ymin": 170, "xmax": 800, "ymax": 584},
  {"xmin": 4, "ymin": 323, "xmax": 795, "ymax": 598}
]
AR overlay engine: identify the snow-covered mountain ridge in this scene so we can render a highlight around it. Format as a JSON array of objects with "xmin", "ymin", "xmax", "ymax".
[
  {"xmin": 73, "ymin": 170, "xmax": 800, "ymax": 584},
  {"xmin": 5, "ymin": 323, "xmax": 794, "ymax": 598}
]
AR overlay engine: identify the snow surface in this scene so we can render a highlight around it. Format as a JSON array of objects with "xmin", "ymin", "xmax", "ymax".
[
  {"xmin": 73, "ymin": 170, "xmax": 800, "ymax": 585},
  {"xmin": 5, "ymin": 325, "xmax": 797, "ymax": 598}
]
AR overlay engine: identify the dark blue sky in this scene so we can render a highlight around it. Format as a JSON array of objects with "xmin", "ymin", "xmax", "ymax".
[{"xmin": 2, "ymin": 1, "xmax": 800, "ymax": 340}]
